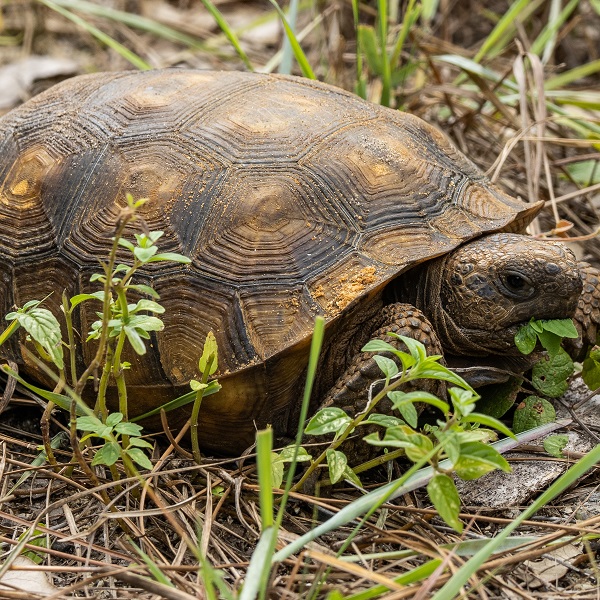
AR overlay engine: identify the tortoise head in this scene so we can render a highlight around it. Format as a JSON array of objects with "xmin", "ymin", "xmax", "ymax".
[{"xmin": 432, "ymin": 233, "xmax": 582, "ymax": 355}]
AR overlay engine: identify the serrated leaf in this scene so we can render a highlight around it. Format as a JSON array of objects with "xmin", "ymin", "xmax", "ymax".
[
  {"xmin": 541, "ymin": 319, "xmax": 579, "ymax": 339},
  {"xmin": 126, "ymin": 447, "xmax": 153, "ymax": 470},
  {"xmin": 532, "ymin": 349, "xmax": 573, "ymax": 397},
  {"xmin": 326, "ymin": 449, "xmax": 348, "ymax": 484},
  {"xmin": 76, "ymin": 415, "xmax": 104, "ymax": 433},
  {"xmin": 427, "ymin": 474, "xmax": 463, "ymax": 533},
  {"xmin": 92, "ymin": 442, "xmax": 120, "ymax": 466},
  {"xmin": 305, "ymin": 407, "xmax": 352, "ymax": 436},
  {"xmin": 454, "ymin": 441, "xmax": 511, "ymax": 480},
  {"xmin": 199, "ymin": 331, "xmax": 218, "ymax": 375},
  {"xmin": 513, "ymin": 396, "xmax": 556, "ymax": 434},
  {"xmin": 515, "ymin": 323, "xmax": 537, "ymax": 355},
  {"xmin": 17, "ymin": 308, "xmax": 64, "ymax": 369},
  {"xmin": 373, "ymin": 355, "xmax": 398, "ymax": 380}
]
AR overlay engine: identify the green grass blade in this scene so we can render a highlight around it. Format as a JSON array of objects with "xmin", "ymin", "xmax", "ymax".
[
  {"xmin": 279, "ymin": 0, "xmax": 299, "ymax": 74},
  {"xmin": 127, "ymin": 538, "xmax": 174, "ymax": 587},
  {"xmin": 48, "ymin": 0, "xmax": 206, "ymax": 49},
  {"xmin": 530, "ymin": 0, "xmax": 579, "ymax": 59},
  {"xmin": 268, "ymin": 0, "xmax": 315, "ymax": 79},
  {"xmin": 389, "ymin": 0, "xmax": 420, "ymax": 70},
  {"xmin": 352, "ymin": 0, "xmax": 367, "ymax": 98},
  {"xmin": 545, "ymin": 58, "xmax": 600, "ymax": 90},
  {"xmin": 199, "ymin": 0, "xmax": 253, "ymax": 71},
  {"xmin": 432, "ymin": 444, "xmax": 600, "ymax": 599},
  {"xmin": 473, "ymin": 0, "xmax": 542, "ymax": 63},
  {"xmin": 238, "ymin": 527, "xmax": 278, "ymax": 600},
  {"xmin": 256, "ymin": 429, "xmax": 274, "ymax": 530},
  {"xmin": 377, "ymin": 0, "xmax": 391, "ymax": 106},
  {"xmin": 37, "ymin": 0, "xmax": 151, "ymax": 70}
]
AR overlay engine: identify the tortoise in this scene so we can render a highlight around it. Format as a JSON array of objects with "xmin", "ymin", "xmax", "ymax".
[{"xmin": 0, "ymin": 69, "xmax": 598, "ymax": 455}]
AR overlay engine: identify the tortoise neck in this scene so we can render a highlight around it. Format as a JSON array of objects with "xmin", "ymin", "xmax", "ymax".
[{"xmin": 393, "ymin": 258, "xmax": 494, "ymax": 357}]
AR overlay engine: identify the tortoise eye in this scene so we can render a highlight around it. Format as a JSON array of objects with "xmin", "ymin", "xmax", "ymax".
[
  {"xmin": 506, "ymin": 274, "xmax": 525, "ymax": 289},
  {"xmin": 502, "ymin": 271, "xmax": 534, "ymax": 296}
]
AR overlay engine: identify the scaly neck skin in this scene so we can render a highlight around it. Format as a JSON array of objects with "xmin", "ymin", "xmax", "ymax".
[{"xmin": 391, "ymin": 259, "xmax": 501, "ymax": 357}]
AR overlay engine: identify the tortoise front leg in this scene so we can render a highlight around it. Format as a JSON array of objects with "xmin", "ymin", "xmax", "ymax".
[
  {"xmin": 319, "ymin": 303, "xmax": 444, "ymax": 415},
  {"xmin": 303, "ymin": 303, "xmax": 443, "ymax": 464},
  {"xmin": 568, "ymin": 262, "xmax": 600, "ymax": 360}
]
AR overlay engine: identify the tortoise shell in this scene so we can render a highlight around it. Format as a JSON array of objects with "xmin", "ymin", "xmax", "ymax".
[{"xmin": 0, "ymin": 70, "xmax": 539, "ymax": 453}]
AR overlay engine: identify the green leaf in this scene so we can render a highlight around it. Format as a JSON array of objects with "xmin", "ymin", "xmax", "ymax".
[
  {"xmin": 271, "ymin": 456, "xmax": 284, "ymax": 489},
  {"xmin": 128, "ymin": 284, "xmax": 160, "ymax": 298},
  {"xmin": 462, "ymin": 413, "xmax": 516, "ymax": 440},
  {"xmin": 117, "ymin": 238, "xmax": 135, "ymax": 251},
  {"xmin": 190, "ymin": 380, "xmax": 208, "ymax": 392},
  {"xmin": 543, "ymin": 434, "xmax": 569, "ymax": 458},
  {"xmin": 148, "ymin": 252, "xmax": 191, "ymax": 264},
  {"xmin": 515, "ymin": 323, "xmax": 537, "ymax": 355},
  {"xmin": 130, "ymin": 299, "xmax": 165, "ymax": 314},
  {"xmin": 92, "ymin": 442, "xmax": 120, "ymax": 466},
  {"xmin": 388, "ymin": 392, "xmax": 419, "ymax": 428},
  {"xmin": 114, "ymin": 422, "xmax": 144, "ymax": 436},
  {"xmin": 536, "ymin": 329, "xmax": 562, "ymax": 356},
  {"xmin": 474, "ymin": 377, "xmax": 522, "ymax": 419},
  {"xmin": 361, "ymin": 413, "xmax": 405, "ymax": 428},
  {"xmin": 17, "ymin": 307, "xmax": 64, "ymax": 369},
  {"xmin": 76, "ymin": 415, "xmax": 104, "ymax": 433},
  {"xmin": 326, "ymin": 449, "xmax": 348, "ymax": 484},
  {"xmin": 124, "ymin": 325, "xmax": 147, "ymax": 355},
  {"xmin": 305, "ymin": 407, "xmax": 352, "ymax": 436},
  {"xmin": 454, "ymin": 441, "xmax": 511, "ymax": 480},
  {"xmin": 427, "ymin": 474, "xmax": 463, "ymax": 533},
  {"xmin": 541, "ymin": 319, "xmax": 579, "ymax": 339},
  {"xmin": 70, "ymin": 291, "xmax": 105, "ymax": 309},
  {"xmin": 532, "ymin": 349, "xmax": 573, "ymax": 397},
  {"xmin": 513, "ymin": 396, "xmax": 556, "ymax": 434},
  {"xmin": 134, "ymin": 245, "xmax": 158, "ymax": 262},
  {"xmin": 199, "ymin": 331, "xmax": 218, "ymax": 375},
  {"xmin": 105, "ymin": 412, "xmax": 123, "ymax": 427},
  {"xmin": 128, "ymin": 437, "xmax": 153, "ymax": 449},
  {"xmin": 127, "ymin": 447, "xmax": 153, "ymax": 470},
  {"xmin": 413, "ymin": 362, "xmax": 474, "ymax": 390},
  {"xmin": 274, "ymin": 445, "xmax": 312, "ymax": 464},
  {"xmin": 582, "ymin": 349, "xmax": 600, "ymax": 390},
  {"xmin": 373, "ymin": 355, "xmax": 398, "ymax": 380},
  {"xmin": 128, "ymin": 315, "xmax": 164, "ymax": 332},
  {"xmin": 389, "ymin": 333, "xmax": 427, "ymax": 362},
  {"xmin": 362, "ymin": 339, "xmax": 399, "ymax": 354},
  {"xmin": 448, "ymin": 387, "xmax": 477, "ymax": 417}
]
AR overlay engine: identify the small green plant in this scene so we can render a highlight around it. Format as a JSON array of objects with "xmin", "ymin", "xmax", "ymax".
[
  {"xmin": 287, "ymin": 333, "xmax": 514, "ymax": 532},
  {"xmin": 0, "ymin": 194, "xmax": 206, "ymax": 482}
]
